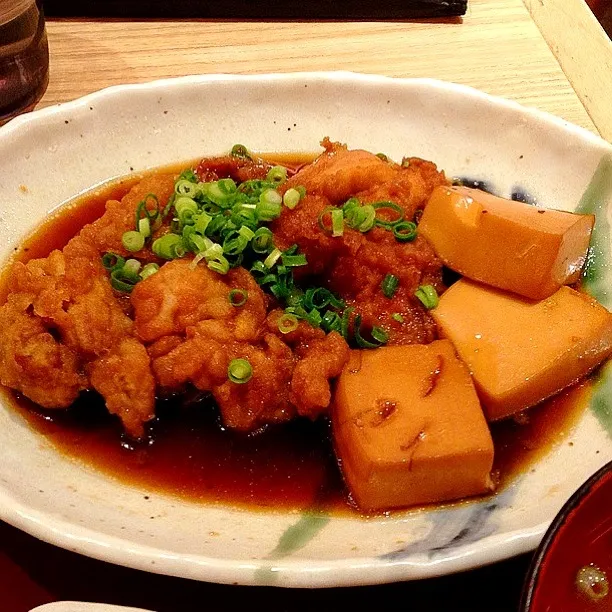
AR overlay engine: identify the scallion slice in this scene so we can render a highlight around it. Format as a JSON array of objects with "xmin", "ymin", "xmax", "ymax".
[
  {"xmin": 140, "ymin": 263, "xmax": 160, "ymax": 280},
  {"xmin": 415, "ymin": 284, "xmax": 439, "ymax": 309},
  {"xmin": 266, "ymin": 165, "xmax": 288, "ymax": 185},
  {"xmin": 152, "ymin": 234, "xmax": 185, "ymax": 260},
  {"xmin": 382, "ymin": 273, "xmax": 400, "ymax": 298},
  {"xmin": 123, "ymin": 258, "xmax": 142, "ymax": 278},
  {"xmin": 175, "ymin": 179, "xmax": 198, "ymax": 198},
  {"xmin": 228, "ymin": 358, "xmax": 253, "ymax": 384},
  {"xmin": 354, "ymin": 314, "xmax": 388, "ymax": 348},
  {"xmin": 101, "ymin": 253, "xmax": 125, "ymax": 271},
  {"xmin": 283, "ymin": 188, "xmax": 302, "ymax": 209},
  {"xmin": 257, "ymin": 189, "xmax": 282, "ymax": 221},
  {"xmin": 281, "ymin": 253, "xmax": 307, "ymax": 267},
  {"xmin": 264, "ymin": 248, "xmax": 282, "ymax": 269},
  {"xmin": 122, "ymin": 230, "xmax": 145, "ymax": 253},
  {"xmin": 278, "ymin": 313, "xmax": 299, "ymax": 334},
  {"xmin": 231, "ymin": 144, "xmax": 251, "ymax": 159},
  {"xmin": 138, "ymin": 217, "xmax": 151, "ymax": 238},
  {"xmin": 228, "ymin": 288, "xmax": 248, "ymax": 307},
  {"xmin": 391, "ymin": 312, "xmax": 404, "ymax": 323},
  {"xmin": 393, "ymin": 221, "xmax": 418, "ymax": 242},
  {"xmin": 373, "ymin": 201, "xmax": 404, "ymax": 228},
  {"xmin": 331, "ymin": 209, "xmax": 344, "ymax": 237},
  {"xmin": 251, "ymin": 227, "xmax": 274, "ymax": 253}
]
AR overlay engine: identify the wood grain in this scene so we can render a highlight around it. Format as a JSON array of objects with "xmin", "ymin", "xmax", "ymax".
[
  {"xmin": 524, "ymin": 0, "xmax": 612, "ymax": 141},
  {"xmin": 40, "ymin": 0, "xmax": 597, "ymax": 134}
]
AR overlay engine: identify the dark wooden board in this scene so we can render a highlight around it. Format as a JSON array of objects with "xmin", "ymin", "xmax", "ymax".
[{"xmin": 43, "ymin": 0, "xmax": 468, "ymax": 19}]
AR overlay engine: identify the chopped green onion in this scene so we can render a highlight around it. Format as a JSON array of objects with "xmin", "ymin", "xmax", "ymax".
[
  {"xmin": 174, "ymin": 196, "xmax": 198, "ymax": 220},
  {"xmin": 178, "ymin": 169, "xmax": 198, "ymax": 183},
  {"xmin": 203, "ymin": 243, "xmax": 224, "ymax": 260},
  {"xmin": 140, "ymin": 263, "xmax": 160, "ymax": 280},
  {"xmin": 393, "ymin": 221, "xmax": 418, "ymax": 242},
  {"xmin": 322, "ymin": 310, "xmax": 342, "ymax": 333},
  {"xmin": 354, "ymin": 314, "xmax": 388, "ymax": 348},
  {"xmin": 371, "ymin": 326, "xmax": 389, "ymax": 344},
  {"xmin": 317, "ymin": 206, "xmax": 336, "ymax": 233},
  {"xmin": 357, "ymin": 205, "xmax": 376, "ymax": 232},
  {"xmin": 373, "ymin": 201, "xmax": 404, "ymax": 228},
  {"xmin": 278, "ymin": 313, "xmax": 299, "ymax": 334},
  {"xmin": 123, "ymin": 258, "xmax": 141, "ymax": 278},
  {"xmin": 343, "ymin": 197, "xmax": 360, "ymax": 214},
  {"xmin": 152, "ymin": 234, "xmax": 185, "ymax": 260},
  {"xmin": 206, "ymin": 179, "xmax": 237, "ymax": 206},
  {"xmin": 257, "ymin": 189, "xmax": 282, "ymax": 221},
  {"xmin": 382, "ymin": 273, "xmax": 400, "ymax": 298},
  {"xmin": 251, "ymin": 227, "xmax": 274, "ymax": 253},
  {"xmin": 231, "ymin": 144, "xmax": 251, "ymax": 159},
  {"xmin": 101, "ymin": 253, "xmax": 125, "ymax": 271},
  {"xmin": 331, "ymin": 209, "xmax": 344, "ymax": 237},
  {"xmin": 135, "ymin": 194, "xmax": 160, "ymax": 230},
  {"xmin": 222, "ymin": 232, "xmax": 249, "ymax": 256},
  {"xmin": 138, "ymin": 217, "xmax": 151, "ymax": 238},
  {"xmin": 341, "ymin": 306, "xmax": 354, "ymax": 340},
  {"xmin": 281, "ymin": 253, "xmax": 308, "ymax": 267},
  {"xmin": 228, "ymin": 289, "xmax": 248, "ymax": 307},
  {"xmin": 415, "ymin": 285, "xmax": 439, "ymax": 309},
  {"xmin": 238, "ymin": 225, "xmax": 255, "ymax": 241},
  {"xmin": 193, "ymin": 213, "xmax": 212, "ymax": 235},
  {"xmin": 228, "ymin": 358, "xmax": 252, "ymax": 384},
  {"xmin": 392, "ymin": 312, "xmax": 404, "ymax": 323},
  {"xmin": 266, "ymin": 165, "xmax": 288, "ymax": 185},
  {"xmin": 306, "ymin": 308, "xmax": 322, "ymax": 328},
  {"xmin": 207, "ymin": 255, "xmax": 230, "ymax": 275},
  {"xmin": 264, "ymin": 248, "xmax": 282, "ymax": 269},
  {"xmin": 175, "ymin": 179, "xmax": 198, "ymax": 198},
  {"xmin": 122, "ymin": 230, "xmax": 145, "ymax": 252},
  {"xmin": 283, "ymin": 188, "xmax": 302, "ymax": 209},
  {"xmin": 296, "ymin": 185, "xmax": 307, "ymax": 199},
  {"xmin": 110, "ymin": 270, "xmax": 138, "ymax": 293},
  {"xmin": 376, "ymin": 153, "xmax": 389, "ymax": 162}
]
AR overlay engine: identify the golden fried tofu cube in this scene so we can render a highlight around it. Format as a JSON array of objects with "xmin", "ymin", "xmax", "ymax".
[
  {"xmin": 332, "ymin": 341, "xmax": 494, "ymax": 511},
  {"xmin": 418, "ymin": 185, "xmax": 594, "ymax": 300},
  {"xmin": 432, "ymin": 279, "xmax": 612, "ymax": 421}
]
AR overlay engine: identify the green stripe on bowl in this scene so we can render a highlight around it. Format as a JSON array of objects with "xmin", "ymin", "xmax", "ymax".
[{"xmin": 576, "ymin": 154, "xmax": 612, "ymax": 436}]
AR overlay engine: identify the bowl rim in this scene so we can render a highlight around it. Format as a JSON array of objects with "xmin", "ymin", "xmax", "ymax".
[
  {"xmin": 1, "ymin": 71, "xmax": 611, "ymax": 587},
  {"xmin": 520, "ymin": 459, "xmax": 612, "ymax": 610}
]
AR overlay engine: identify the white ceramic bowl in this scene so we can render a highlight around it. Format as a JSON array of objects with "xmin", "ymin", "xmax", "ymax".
[{"xmin": 1, "ymin": 73, "xmax": 611, "ymax": 588}]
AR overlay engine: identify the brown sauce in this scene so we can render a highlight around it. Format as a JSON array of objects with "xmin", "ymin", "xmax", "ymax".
[{"xmin": 0, "ymin": 159, "xmax": 596, "ymax": 516}]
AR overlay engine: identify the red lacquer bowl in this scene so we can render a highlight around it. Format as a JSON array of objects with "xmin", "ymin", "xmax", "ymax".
[{"xmin": 521, "ymin": 460, "xmax": 612, "ymax": 611}]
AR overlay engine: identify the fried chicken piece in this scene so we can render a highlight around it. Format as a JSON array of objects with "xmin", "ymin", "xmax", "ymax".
[
  {"xmin": 0, "ymin": 301, "xmax": 84, "ymax": 407},
  {"xmin": 289, "ymin": 331, "xmax": 349, "ymax": 418},
  {"xmin": 357, "ymin": 157, "xmax": 448, "ymax": 222},
  {"xmin": 132, "ymin": 259, "xmax": 266, "ymax": 343},
  {"xmin": 0, "ymin": 176, "xmax": 173, "ymax": 437},
  {"xmin": 89, "ymin": 338, "xmax": 155, "ymax": 437},
  {"xmin": 283, "ymin": 138, "xmax": 397, "ymax": 204},
  {"xmin": 79, "ymin": 174, "xmax": 176, "ymax": 260},
  {"xmin": 265, "ymin": 311, "xmax": 350, "ymax": 419},
  {"xmin": 196, "ymin": 155, "xmax": 273, "ymax": 183},
  {"xmin": 212, "ymin": 333, "xmax": 296, "ymax": 431},
  {"xmin": 273, "ymin": 142, "xmax": 447, "ymax": 346}
]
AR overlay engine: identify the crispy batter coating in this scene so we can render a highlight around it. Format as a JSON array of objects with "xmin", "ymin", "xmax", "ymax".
[
  {"xmin": 132, "ymin": 259, "xmax": 265, "ymax": 343},
  {"xmin": 0, "ymin": 139, "xmax": 448, "ymax": 436},
  {"xmin": 196, "ymin": 155, "xmax": 272, "ymax": 183},
  {"xmin": 0, "ymin": 181, "xmax": 166, "ymax": 437},
  {"xmin": 273, "ymin": 139, "xmax": 448, "ymax": 345}
]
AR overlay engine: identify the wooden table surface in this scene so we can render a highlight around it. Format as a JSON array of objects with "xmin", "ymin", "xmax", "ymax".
[{"xmin": 3, "ymin": 1, "xmax": 611, "ymax": 610}]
